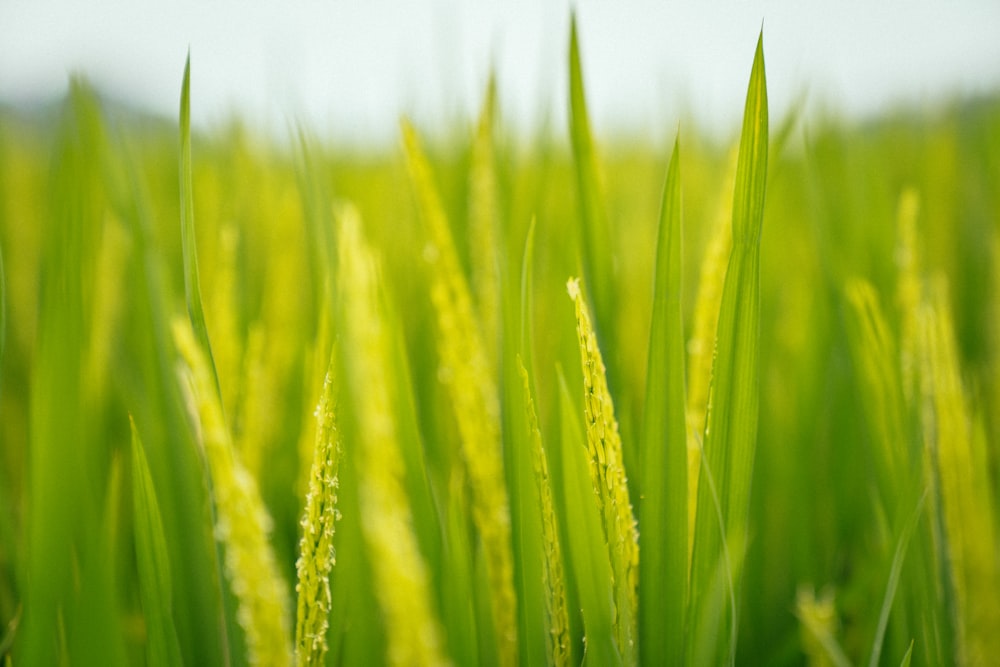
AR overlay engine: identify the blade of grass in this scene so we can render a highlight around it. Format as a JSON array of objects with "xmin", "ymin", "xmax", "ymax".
[
  {"xmin": 639, "ymin": 136, "xmax": 687, "ymax": 666},
  {"xmin": 868, "ymin": 489, "xmax": 927, "ymax": 667},
  {"xmin": 131, "ymin": 418, "xmax": 184, "ymax": 667},
  {"xmin": 686, "ymin": 146, "xmax": 737, "ymax": 552},
  {"xmin": 688, "ymin": 31, "xmax": 767, "ymax": 666},
  {"xmin": 568, "ymin": 14, "xmax": 615, "ymax": 352},
  {"xmin": 179, "ymin": 53, "xmax": 222, "ymax": 399}
]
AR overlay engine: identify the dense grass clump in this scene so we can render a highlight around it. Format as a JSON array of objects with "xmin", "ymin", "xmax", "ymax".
[{"xmin": 2, "ymin": 21, "xmax": 999, "ymax": 667}]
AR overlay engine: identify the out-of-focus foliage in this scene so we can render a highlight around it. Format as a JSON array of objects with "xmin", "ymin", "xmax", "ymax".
[{"xmin": 1, "ymin": 26, "xmax": 999, "ymax": 667}]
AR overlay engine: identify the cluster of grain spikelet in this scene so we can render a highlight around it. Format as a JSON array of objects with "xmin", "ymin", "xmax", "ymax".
[
  {"xmin": 566, "ymin": 277, "xmax": 639, "ymax": 664},
  {"xmin": 337, "ymin": 208, "xmax": 451, "ymax": 667},
  {"xmin": 894, "ymin": 188, "xmax": 1000, "ymax": 666},
  {"xmin": 402, "ymin": 121, "xmax": 518, "ymax": 665},
  {"xmin": 294, "ymin": 362, "xmax": 341, "ymax": 667},
  {"xmin": 518, "ymin": 357, "xmax": 570, "ymax": 667},
  {"xmin": 172, "ymin": 318, "xmax": 293, "ymax": 667}
]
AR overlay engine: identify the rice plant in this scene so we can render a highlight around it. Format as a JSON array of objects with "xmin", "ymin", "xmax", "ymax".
[{"xmin": 1, "ymin": 15, "xmax": 999, "ymax": 667}]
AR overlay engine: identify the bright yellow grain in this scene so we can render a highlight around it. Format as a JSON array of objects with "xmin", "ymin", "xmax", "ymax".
[
  {"xmin": 518, "ymin": 356, "xmax": 569, "ymax": 667},
  {"xmin": 567, "ymin": 276, "xmax": 638, "ymax": 665},
  {"xmin": 402, "ymin": 121, "xmax": 518, "ymax": 665},
  {"xmin": 173, "ymin": 318, "xmax": 293, "ymax": 667},
  {"xmin": 294, "ymin": 361, "xmax": 341, "ymax": 667},
  {"xmin": 337, "ymin": 208, "xmax": 451, "ymax": 667}
]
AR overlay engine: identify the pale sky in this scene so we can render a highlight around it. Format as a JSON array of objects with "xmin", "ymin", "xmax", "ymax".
[{"xmin": 2, "ymin": 1, "xmax": 1000, "ymax": 147}]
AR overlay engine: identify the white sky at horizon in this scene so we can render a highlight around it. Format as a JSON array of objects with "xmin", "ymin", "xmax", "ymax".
[{"xmin": 2, "ymin": 1, "xmax": 1000, "ymax": 147}]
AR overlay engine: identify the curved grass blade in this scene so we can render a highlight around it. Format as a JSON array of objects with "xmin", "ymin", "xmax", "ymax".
[
  {"xmin": 568, "ymin": 15, "xmax": 615, "ymax": 348},
  {"xmin": 131, "ymin": 419, "xmax": 184, "ymax": 667},
  {"xmin": 639, "ymin": 136, "xmax": 687, "ymax": 665},
  {"xmin": 557, "ymin": 369, "xmax": 622, "ymax": 667},
  {"xmin": 179, "ymin": 53, "xmax": 221, "ymax": 399},
  {"xmin": 688, "ymin": 31, "xmax": 767, "ymax": 666},
  {"xmin": 868, "ymin": 489, "xmax": 927, "ymax": 667},
  {"xmin": 686, "ymin": 146, "xmax": 737, "ymax": 551},
  {"xmin": 0, "ymin": 241, "xmax": 5, "ymax": 369}
]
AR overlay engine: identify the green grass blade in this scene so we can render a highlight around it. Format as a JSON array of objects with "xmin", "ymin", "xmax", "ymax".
[
  {"xmin": 568, "ymin": 15, "xmax": 615, "ymax": 348},
  {"xmin": 557, "ymin": 369, "xmax": 622, "ymax": 667},
  {"xmin": 639, "ymin": 136, "xmax": 687, "ymax": 665},
  {"xmin": 868, "ymin": 489, "xmax": 927, "ymax": 667},
  {"xmin": 131, "ymin": 419, "xmax": 184, "ymax": 667},
  {"xmin": 688, "ymin": 31, "xmax": 767, "ymax": 665},
  {"xmin": 178, "ymin": 53, "xmax": 221, "ymax": 399},
  {"xmin": 0, "ymin": 241, "xmax": 5, "ymax": 369},
  {"xmin": 898, "ymin": 641, "xmax": 914, "ymax": 667}
]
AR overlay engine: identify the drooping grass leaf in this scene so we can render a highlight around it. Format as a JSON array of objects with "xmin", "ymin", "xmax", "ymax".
[
  {"xmin": 131, "ymin": 419, "xmax": 184, "ymax": 667},
  {"xmin": 688, "ymin": 31, "xmax": 767, "ymax": 666},
  {"xmin": 639, "ymin": 136, "xmax": 687, "ymax": 665}
]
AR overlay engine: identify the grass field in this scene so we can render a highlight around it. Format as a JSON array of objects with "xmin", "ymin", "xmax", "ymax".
[{"xmin": 1, "ymin": 22, "xmax": 999, "ymax": 667}]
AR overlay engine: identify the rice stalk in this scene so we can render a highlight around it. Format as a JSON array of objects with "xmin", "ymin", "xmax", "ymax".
[
  {"xmin": 208, "ymin": 223, "xmax": 243, "ymax": 426},
  {"xmin": 402, "ymin": 121, "xmax": 517, "ymax": 665},
  {"xmin": 469, "ymin": 75, "xmax": 501, "ymax": 377},
  {"xmin": 294, "ymin": 358, "xmax": 341, "ymax": 667},
  {"xmin": 894, "ymin": 188, "xmax": 921, "ymax": 403},
  {"xmin": 557, "ymin": 369, "xmax": 622, "ymax": 667},
  {"xmin": 567, "ymin": 277, "xmax": 638, "ymax": 665},
  {"xmin": 518, "ymin": 356, "xmax": 570, "ymax": 667},
  {"xmin": 173, "ymin": 318, "xmax": 293, "ymax": 667},
  {"xmin": 795, "ymin": 586, "xmax": 850, "ymax": 667},
  {"xmin": 917, "ymin": 277, "xmax": 999, "ymax": 666},
  {"xmin": 336, "ymin": 208, "xmax": 451, "ymax": 667}
]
